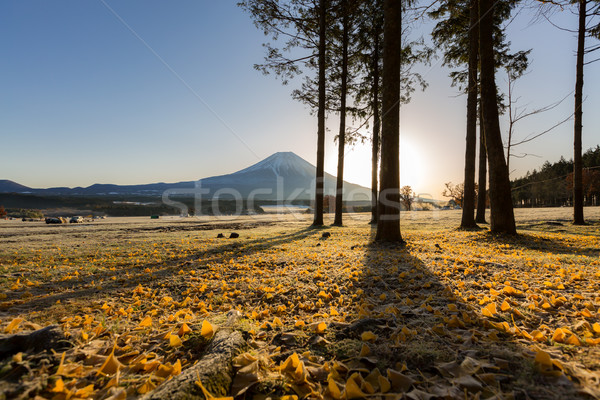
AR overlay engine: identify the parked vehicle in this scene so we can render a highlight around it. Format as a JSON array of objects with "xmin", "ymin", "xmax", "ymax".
[{"xmin": 70, "ymin": 216, "xmax": 84, "ymax": 223}]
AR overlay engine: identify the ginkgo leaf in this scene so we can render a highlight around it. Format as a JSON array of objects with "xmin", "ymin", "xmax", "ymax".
[
  {"xmin": 138, "ymin": 378, "xmax": 156, "ymax": 394},
  {"xmin": 481, "ymin": 303, "xmax": 497, "ymax": 317},
  {"xmin": 500, "ymin": 300, "xmax": 511, "ymax": 312},
  {"xmin": 361, "ymin": 331, "xmax": 377, "ymax": 342},
  {"xmin": 169, "ymin": 334, "xmax": 183, "ymax": 347},
  {"xmin": 567, "ymin": 334, "xmax": 582, "ymax": 346},
  {"xmin": 280, "ymin": 353, "xmax": 300, "ymax": 372},
  {"xmin": 359, "ymin": 344, "xmax": 371, "ymax": 357},
  {"xmin": 178, "ymin": 323, "xmax": 192, "ymax": 337},
  {"xmin": 52, "ymin": 378, "xmax": 65, "ymax": 393},
  {"xmin": 315, "ymin": 322, "xmax": 327, "ymax": 334},
  {"xmin": 387, "ymin": 369, "xmax": 414, "ymax": 393},
  {"xmin": 4, "ymin": 318, "xmax": 23, "ymax": 334},
  {"xmin": 552, "ymin": 328, "xmax": 566, "ymax": 343},
  {"xmin": 378, "ymin": 375, "xmax": 391, "ymax": 393},
  {"xmin": 74, "ymin": 384, "xmax": 95, "ymax": 398},
  {"xmin": 344, "ymin": 376, "xmax": 367, "ymax": 399},
  {"xmin": 328, "ymin": 377, "xmax": 342, "ymax": 399},
  {"xmin": 201, "ymin": 320, "xmax": 215, "ymax": 339},
  {"xmin": 138, "ymin": 316, "xmax": 152, "ymax": 328},
  {"xmin": 97, "ymin": 348, "xmax": 123, "ymax": 376},
  {"xmin": 534, "ymin": 348, "xmax": 553, "ymax": 368}
]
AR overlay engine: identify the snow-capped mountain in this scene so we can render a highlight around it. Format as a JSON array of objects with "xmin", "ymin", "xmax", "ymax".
[
  {"xmin": 197, "ymin": 152, "xmax": 370, "ymax": 200},
  {"xmin": 1, "ymin": 152, "xmax": 371, "ymax": 201}
]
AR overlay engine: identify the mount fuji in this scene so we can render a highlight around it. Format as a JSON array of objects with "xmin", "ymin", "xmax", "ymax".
[{"xmin": 0, "ymin": 152, "xmax": 371, "ymax": 201}]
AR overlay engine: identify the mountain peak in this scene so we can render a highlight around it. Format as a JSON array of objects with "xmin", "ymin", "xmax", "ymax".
[{"xmin": 236, "ymin": 152, "xmax": 314, "ymax": 178}]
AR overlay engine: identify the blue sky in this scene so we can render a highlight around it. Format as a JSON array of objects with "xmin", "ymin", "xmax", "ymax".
[{"xmin": 1, "ymin": 1, "xmax": 598, "ymax": 199}]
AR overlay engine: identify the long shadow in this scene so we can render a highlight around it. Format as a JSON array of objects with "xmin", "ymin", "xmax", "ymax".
[
  {"xmin": 342, "ymin": 227, "xmax": 588, "ymax": 399},
  {"xmin": 478, "ymin": 230, "xmax": 600, "ymax": 258},
  {"xmin": 0, "ymin": 224, "xmax": 323, "ymax": 315}
]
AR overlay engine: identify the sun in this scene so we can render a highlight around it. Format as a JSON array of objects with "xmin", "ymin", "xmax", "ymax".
[{"xmin": 326, "ymin": 134, "xmax": 425, "ymax": 192}]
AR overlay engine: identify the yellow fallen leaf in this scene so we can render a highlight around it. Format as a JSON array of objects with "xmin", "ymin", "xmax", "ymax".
[
  {"xmin": 201, "ymin": 320, "xmax": 215, "ymax": 339},
  {"xmin": 552, "ymin": 328, "xmax": 566, "ymax": 343},
  {"xmin": 500, "ymin": 300, "xmax": 511, "ymax": 312},
  {"xmin": 379, "ymin": 375, "xmax": 391, "ymax": 393},
  {"xmin": 593, "ymin": 322, "xmax": 600, "ymax": 334},
  {"xmin": 280, "ymin": 353, "xmax": 301, "ymax": 372},
  {"xmin": 272, "ymin": 317, "xmax": 283, "ymax": 327},
  {"xmin": 97, "ymin": 348, "xmax": 123, "ymax": 376},
  {"xmin": 4, "ymin": 318, "xmax": 23, "ymax": 334},
  {"xmin": 12, "ymin": 352, "xmax": 23, "ymax": 363},
  {"xmin": 344, "ymin": 376, "xmax": 367, "ymax": 399},
  {"xmin": 481, "ymin": 303, "xmax": 497, "ymax": 318},
  {"xmin": 294, "ymin": 320, "xmax": 305, "ymax": 328},
  {"xmin": 566, "ymin": 334, "xmax": 581, "ymax": 346},
  {"xmin": 138, "ymin": 378, "xmax": 156, "ymax": 394},
  {"xmin": 534, "ymin": 348, "xmax": 553, "ymax": 368},
  {"xmin": 169, "ymin": 334, "xmax": 183, "ymax": 347},
  {"xmin": 178, "ymin": 323, "xmax": 192, "ymax": 337},
  {"xmin": 359, "ymin": 344, "xmax": 371, "ymax": 357},
  {"xmin": 361, "ymin": 331, "xmax": 377, "ymax": 342},
  {"xmin": 315, "ymin": 322, "xmax": 327, "ymax": 334},
  {"xmin": 52, "ymin": 378, "xmax": 65, "ymax": 393},
  {"xmin": 74, "ymin": 384, "xmax": 94, "ymax": 398},
  {"xmin": 328, "ymin": 377, "xmax": 342, "ymax": 399},
  {"xmin": 138, "ymin": 316, "xmax": 152, "ymax": 328},
  {"xmin": 531, "ymin": 330, "xmax": 547, "ymax": 342}
]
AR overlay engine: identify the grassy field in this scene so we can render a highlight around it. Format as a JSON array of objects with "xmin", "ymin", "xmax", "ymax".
[{"xmin": 0, "ymin": 208, "xmax": 599, "ymax": 399}]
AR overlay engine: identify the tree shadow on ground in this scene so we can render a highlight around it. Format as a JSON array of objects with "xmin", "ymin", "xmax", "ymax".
[
  {"xmin": 339, "ymin": 226, "xmax": 587, "ymax": 399},
  {"xmin": 0, "ymin": 224, "xmax": 325, "ymax": 316},
  {"xmin": 477, "ymin": 230, "xmax": 599, "ymax": 258}
]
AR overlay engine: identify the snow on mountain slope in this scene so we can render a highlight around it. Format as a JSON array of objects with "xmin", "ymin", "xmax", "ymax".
[{"xmin": 236, "ymin": 152, "xmax": 315, "ymax": 178}]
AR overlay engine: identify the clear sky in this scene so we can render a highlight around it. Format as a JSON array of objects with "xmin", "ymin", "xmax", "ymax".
[{"xmin": 1, "ymin": 1, "xmax": 598, "ymax": 200}]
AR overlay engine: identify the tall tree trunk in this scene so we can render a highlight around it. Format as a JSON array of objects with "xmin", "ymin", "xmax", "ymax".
[
  {"xmin": 334, "ymin": 0, "xmax": 349, "ymax": 227},
  {"xmin": 313, "ymin": 0, "xmax": 327, "ymax": 227},
  {"xmin": 475, "ymin": 105, "xmax": 487, "ymax": 223},
  {"xmin": 460, "ymin": 0, "xmax": 479, "ymax": 229},
  {"xmin": 375, "ymin": 0, "xmax": 404, "ymax": 243},
  {"xmin": 479, "ymin": 0, "xmax": 516, "ymax": 234},
  {"xmin": 573, "ymin": 0, "xmax": 586, "ymax": 225},
  {"xmin": 370, "ymin": 24, "xmax": 381, "ymax": 225}
]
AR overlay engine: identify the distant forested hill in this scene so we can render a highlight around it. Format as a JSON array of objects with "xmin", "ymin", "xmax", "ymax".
[{"xmin": 511, "ymin": 146, "xmax": 600, "ymax": 207}]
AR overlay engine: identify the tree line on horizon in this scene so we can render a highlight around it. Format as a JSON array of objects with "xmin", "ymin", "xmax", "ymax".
[
  {"xmin": 511, "ymin": 146, "xmax": 600, "ymax": 207},
  {"xmin": 239, "ymin": 0, "xmax": 600, "ymax": 242}
]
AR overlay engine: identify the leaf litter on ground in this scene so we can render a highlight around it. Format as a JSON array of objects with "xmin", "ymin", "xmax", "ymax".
[{"xmin": 0, "ymin": 211, "xmax": 599, "ymax": 399}]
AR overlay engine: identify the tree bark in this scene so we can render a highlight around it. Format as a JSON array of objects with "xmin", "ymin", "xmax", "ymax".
[
  {"xmin": 144, "ymin": 311, "xmax": 245, "ymax": 400},
  {"xmin": 475, "ymin": 107, "xmax": 487, "ymax": 223},
  {"xmin": 313, "ymin": 0, "xmax": 327, "ymax": 227},
  {"xmin": 334, "ymin": 0, "xmax": 349, "ymax": 227},
  {"xmin": 573, "ymin": 0, "xmax": 586, "ymax": 225},
  {"xmin": 479, "ymin": 0, "xmax": 516, "ymax": 234},
  {"xmin": 460, "ymin": 0, "xmax": 479, "ymax": 229},
  {"xmin": 370, "ymin": 24, "xmax": 381, "ymax": 225},
  {"xmin": 375, "ymin": 0, "xmax": 404, "ymax": 243}
]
